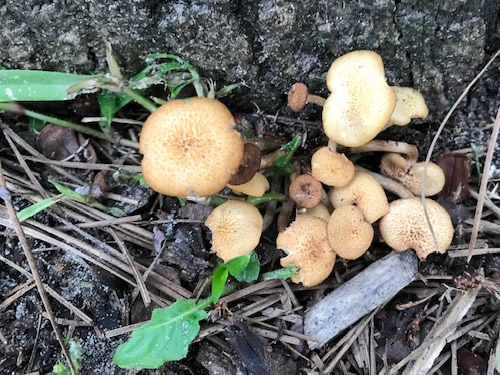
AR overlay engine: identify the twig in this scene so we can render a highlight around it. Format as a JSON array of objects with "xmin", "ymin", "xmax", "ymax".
[{"xmin": 0, "ymin": 160, "xmax": 77, "ymax": 375}]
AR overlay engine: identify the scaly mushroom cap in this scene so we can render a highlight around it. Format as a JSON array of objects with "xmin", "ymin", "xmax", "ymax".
[
  {"xmin": 140, "ymin": 98, "xmax": 244, "ymax": 197},
  {"xmin": 380, "ymin": 153, "xmax": 445, "ymax": 196},
  {"xmin": 288, "ymin": 82, "xmax": 309, "ymax": 112},
  {"xmin": 389, "ymin": 87, "xmax": 429, "ymax": 126},
  {"xmin": 205, "ymin": 200, "xmax": 263, "ymax": 262},
  {"xmin": 277, "ymin": 215, "xmax": 336, "ymax": 287},
  {"xmin": 329, "ymin": 171, "xmax": 389, "ymax": 223},
  {"xmin": 327, "ymin": 205, "xmax": 374, "ymax": 260},
  {"xmin": 303, "ymin": 202, "xmax": 331, "ymax": 222},
  {"xmin": 311, "ymin": 146, "xmax": 355, "ymax": 187},
  {"xmin": 228, "ymin": 172, "xmax": 270, "ymax": 197},
  {"xmin": 322, "ymin": 50, "xmax": 396, "ymax": 147},
  {"xmin": 289, "ymin": 174, "xmax": 323, "ymax": 208},
  {"xmin": 379, "ymin": 198, "xmax": 454, "ymax": 259}
]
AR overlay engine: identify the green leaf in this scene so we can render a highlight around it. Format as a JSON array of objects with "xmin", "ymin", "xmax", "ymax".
[
  {"xmin": 17, "ymin": 195, "xmax": 63, "ymax": 222},
  {"xmin": 210, "ymin": 196, "xmax": 227, "ymax": 206},
  {"xmin": 48, "ymin": 362, "xmax": 71, "ymax": 375},
  {"xmin": 97, "ymin": 90, "xmax": 133, "ymax": 131},
  {"xmin": 274, "ymin": 136, "xmax": 302, "ymax": 175},
  {"xmin": 215, "ymin": 83, "xmax": 241, "ymax": 98},
  {"xmin": 0, "ymin": 70, "xmax": 100, "ymax": 101},
  {"xmin": 211, "ymin": 266, "xmax": 229, "ymax": 303},
  {"xmin": 27, "ymin": 117, "xmax": 47, "ymax": 133},
  {"xmin": 225, "ymin": 254, "xmax": 251, "ymax": 276},
  {"xmin": 113, "ymin": 300, "xmax": 207, "ymax": 369},
  {"xmin": 50, "ymin": 180, "xmax": 87, "ymax": 203},
  {"xmin": 232, "ymin": 252, "xmax": 260, "ymax": 282},
  {"xmin": 246, "ymin": 193, "xmax": 286, "ymax": 206},
  {"xmin": 169, "ymin": 82, "xmax": 191, "ymax": 99},
  {"xmin": 261, "ymin": 266, "xmax": 299, "ymax": 281}
]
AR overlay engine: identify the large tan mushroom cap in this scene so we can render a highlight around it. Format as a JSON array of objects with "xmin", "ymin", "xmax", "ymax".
[
  {"xmin": 389, "ymin": 87, "xmax": 429, "ymax": 126},
  {"xmin": 311, "ymin": 147, "xmax": 355, "ymax": 187},
  {"xmin": 327, "ymin": 205, "xmax": 374, "ymax": 260},
  {"xmin": 276, "ymin": 215, "xmax": 336, "ymax": 287},
  {"xmin": 205, "ymin": 200, "xmax": 263, "ymax": 262},
  {"xmin": 140, "ymin": 98, "xmax": 244, "ymax": 197},
  {"xmin": 380, "ymin": 153, "xmax": 445, "ymax": 196},
  {"xmin": 322, "ymin": 50, "xmax": 397, "ymax": 147},
  {"xmin": 228, "ymin": 172, "xmax": 270, "ymax": 197},
  {"xmin": 329, "ymin": 171, "xmax": 389, "ymax": 223},
  {"xmin": 379, "ymin": 198, "xmax": 454, "ymax": 259}
]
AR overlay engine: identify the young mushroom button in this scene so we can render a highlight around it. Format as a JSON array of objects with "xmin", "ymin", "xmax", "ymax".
[
  {"xmin": 389, "ymin": 87, "xmax": 429, "ymax": 126},
  {"xmin": 289, "ymin": 174, "xmax": 323, "ymax": 208},
  {"xmin": 311, "ymin": 146, "xmax": 355, "ymax": 187},
  {"xmin": 205, "ymin": 200, "xmax": 263, "ymax": 262},
  {"xmin": 139, "ymin": 97, "xmax": 244, "ymax": 197}
]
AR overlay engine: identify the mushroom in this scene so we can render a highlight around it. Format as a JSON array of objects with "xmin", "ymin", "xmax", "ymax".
[
  {"xmin": 380, "ymin": 153, "xmax": 445, "ymax": 196},
  {"xmin": 228, "ymin": 143, "xmax": 262, "ymax": 185},
  {"xmin": 322, "ymin": 50, "xmax": 397, "ymax": 147},
  {"xmin": 327, "ymin": 205, "xmax": 374, "ymax": 260},
  {"xmin": 227, "ymin": 172, "xmax": 270, "ymax": 197},
  {"xmin": 379, "ymin": 198, "xmax": 454, "ymax": 259},
  {"xmin": 288, "ymin": 174, "xmax": 323, "ymax": 208},
  {"xmin": 288, "ymin": 82, "xmax": 326, "ymax": 112},
  {"xmin": 140, "ymin": 98, "xmax": 244, "ymax": 197},
  {"xmin": 302, "ymin": 202, "xmax": 331, "ymax": 222},
  {"xmin": 205, "ymin": 200, "xmax": 263, "ymax": 262},
  {"xmin": 329, "ymin": 171, "xmax": 389, "ymax": 224},
  {"xmin": 276, "ymin": 215, "xmax": 336, "ymax": 287},
  {"xmin": 389, "ymin": 87, "xmax": 429, "ymax": 126},
  {"xmin": 311, "ymin": 146, "xmax": 355, "ymax": 187}
]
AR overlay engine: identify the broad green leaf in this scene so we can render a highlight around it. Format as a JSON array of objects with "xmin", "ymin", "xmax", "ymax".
[
  {"xmin": 97, "ymin": 91, "xmax": 133, "ymax": 131},
  {"xmin": 17, "ymin": 195, "xmax": 63, "ymax": 222},
  {"xmin": 232, "ymin": 252, "xmax": 260, "ymax": 283},
  {"xmin": 0, "ymin": 70, "xmax": 100, "ymax": 101},
  {"xmin": 113, "ymin": 300, "xmax": 207, "ymax": 369},
  {"xmin": 261, "ymin": 266, "xmax": 300, "ymax": 281},
  {"xmin": 225, "ymin": 254, "xmax": 251, "ymax": 276},
  {"xmin": 211, "ymin": 266, "xmax": 229, "ymax": 303}
]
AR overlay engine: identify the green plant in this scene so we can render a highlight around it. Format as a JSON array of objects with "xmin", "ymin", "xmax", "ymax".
[{"xmin": 48, "ymin": 339, "xmax": 82, "ymax": 375}]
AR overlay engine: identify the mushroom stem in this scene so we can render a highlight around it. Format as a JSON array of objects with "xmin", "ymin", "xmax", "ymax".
[
  {"xmin": 328, "ymin": 139, "xmax": 337, "ymax": 153},
  {"xmin": 356, "ymin": 166, "xmax": 414, "ymax": 199},
  {"xmin": 263, "ymin": 176, "xmax": 282, "ymax": 231},
  {"xmin": 350, "ymin": 140, "xmax": 419, "ymax": 164},
  {"xmin": 307, "ymin": 94, "xmax": 326, "ymax": 107},
  {"xmin": 278, "ymin": 163, "xmax": 301, "ymax": 232},
  {"xmin": 260, "ymin": 149, "xmax": 286, "ymax": 169},
  {"xmin": 246, "ymin": 137, "xmax": 283, "ymax": 152}
]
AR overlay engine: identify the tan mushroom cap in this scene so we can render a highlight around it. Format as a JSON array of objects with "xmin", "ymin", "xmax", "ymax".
[
  {"xmin": 380, "ymin": 153, "xmax": 445, "ymax": 196},
  {"xmin": 228, "ymin": 172, "xmax": 270, "ymax": 197},
  {"xmin": 289, "ymin": 174, "xmax": 323, "ymax": 208},
  {"xmin": 329, "ymin": 171, "xmax": 389, "ymax": 223},
  {"xmin": 140, "ymin": 98, "xmax": 244, "ymax": 197},
  {"xmin": 311, "ymin": 147, "xmax": 355, "ymax": 187},
  {"xmin": 303, "ymin": 202, "xmax": 331, "ymax": 222},
  {"xmin": 389, "ymin": 87, "xmax": 429, "ymax": 126},
  {"xmin": 277, "ymin": 215, "xmax": 336, "ymax": 287},
  {"xmin": 322, "ymin": 50, "xmax": 396, "ymax": 147},
  {"xmin": 327, "ymin": 205, "xmax": 374, "ymax": 260},
  {"xmin": 379, "ymin": 198, "xmax": 454, "ymax": 259},
  {"xmin": 205, "ymin": 200, "xmax": 263, "ymax": 262},
  {"xmin": 288, "ymin": 82, "xmax": 309, "ymax": 112}
]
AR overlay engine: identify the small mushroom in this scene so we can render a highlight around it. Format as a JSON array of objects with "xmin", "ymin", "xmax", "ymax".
[
  {"xmin": 329, "ymin": 171, "xmax": 389, "ymax": 224},
  {"xmin": 289, "ymin": 174, "xmax": 323, "ymax": 208},
  {"xmin": 205, "ymin": 200, "xmax": 263, "ymax": 262},
  {"xmin": 322, "ymin": 50, "xmax": 397, "ymax": 147},
  {"xmin": 327, "ymin": 205, "xmax": 374, "ymax": 260},
  {"xmin": 288, "ymin": 82, "xmax": 326, "ymax": 112},
  {"xmin": 311, "ymin": 146, "xmax": 355, "ymax": 187},
  {"xmin": 227, "ymin": 172, "xmax": 270, "ymax": 197},
  {"xmin": 228, "ymin": 143, "xmax": 262, "ymax": 185},
  {"xmin": 389, "ymin": 87, "xmax": 429, "ymax": 126},
  {"xmin": 380, "ymin": 153, "xmax": 445, "ymax": 196},
  {"xmin": 379, "ymin": 198, "xmax": 454, "ymax": 259},
  {"xmin": 276, "ymin": 215, "xmax": 336, "ymax": 287},
  {"xmin": 140, "ymin": 98, "xmax": 244, "ymax": 197},
  {"xmin": 302, "ymin": 202, "xmax": 331, "ymax": 222}
]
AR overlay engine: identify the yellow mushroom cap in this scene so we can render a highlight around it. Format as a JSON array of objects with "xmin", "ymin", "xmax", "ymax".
[
  {"xmin": 227, "ymin": 172, "xmax": 270, "ymax": 197},
  {"xmin": 329, "ymin": 171, "xmax": 389, "ymax": 224},
  {"xmin": 205, "ymin": 200, "xmax": 263, "ymax": 262},
  {"xmin": 140, "ymin": 98, "xmax": 244, "ymax": 197},
  {"xmin": 276, "ymin": 215, "xmax": 336, "ymax": 287},
  {"xmin": 389, "ymin": 87, "xmax": 429, "ymax": 126},
  {"xmin": 380, "ymin": 153, "xmax": 445, "ymax": 196},
  {"xmin": 311, "ymin": 147, "xmax": 355, "ymax": 187},
  {"xmin": 379, "ymin": 198, "xmax": 454, "ymax": 259},
  {"xmin": 327, "ymin": 205, "xmax": 374, "ymax": 260},
  {"xmin": 303, "ymin": 202, "xmax": 331, "ymax": 222},
  {"xmin": 322, "ymin": 50, "xmax": 396, "ymax": 147}
]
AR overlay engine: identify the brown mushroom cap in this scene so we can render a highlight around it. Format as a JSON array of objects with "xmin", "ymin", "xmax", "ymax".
[
  {"xmin": 228, "ymin": 143, "xmax": 262, "ymax": 185},
  {"xmin": 228, "ymin": 172, "xmax": 270, "ymax": 197},
  {"xmin": 205, "ymin": 200, "xmax": 263, "ymax": 262},
  {"xmin": 140, "ymin": 98, "xmax": 244, "ymax": 197},
  {"xmin": 380, "ymin": 153, "xmax": 445, "ymax": 196},
  {"xmin": 276, "ymin": 215, "xmax": 336, "ymax": 287},
  {"xmin": 327, "ymin": 205, "xmax": 374, "ymax": 260},
  {"xmin": 289, "ymin": 174, "xmax": 323, "ymax": 208},
  {"xmin": 311, "ymin": 146, "xmax": 355, "ymax": 187},
  {"xmin": 379, "ymin": 198, "xmax": 454, "ymax": 259},
  {"xmin": 322, "ymin": 50, "xmax": 396, "ymax": 147},
  {"xmin": 288, "ymin": 82, "xmax": 309, "ymax": 112},
  {"xmin": 329, "ymin": 171, "xmax": 389, "ymax": 223},
  {"xmin": 389, "ymin": 87, "xmax": 429, "ymax": 126},
  {"xmin": 303, "ymin": 202, "xmax": 331, "ymax": 222}
]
